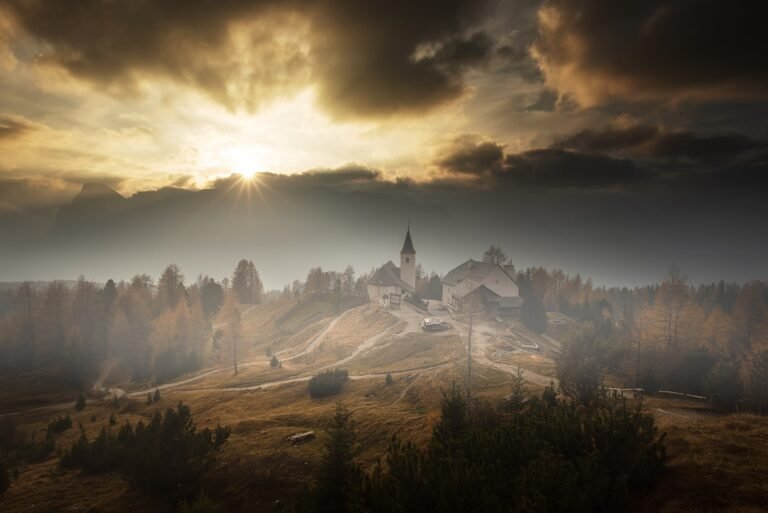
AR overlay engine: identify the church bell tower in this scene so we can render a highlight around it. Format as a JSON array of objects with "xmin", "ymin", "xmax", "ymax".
[{"xmin": 400, "ymin": 225, "xmax": 416, "ymax": 291}]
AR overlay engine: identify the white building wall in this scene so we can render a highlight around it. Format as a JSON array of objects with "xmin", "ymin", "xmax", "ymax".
[
  {"xmin": 400, "ymin": 252, "xmax": 416, "ymax": 291},
  {"xmin": 481, "ymin": 266, "xmax": 519, "ymax": 297}
]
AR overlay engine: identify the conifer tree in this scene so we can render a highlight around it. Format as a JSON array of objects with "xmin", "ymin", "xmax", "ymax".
[
  {"xmin": 306, "ymin": 402, "xmax": 363, "ymax": 513},
  {"xmin": 75, "ymin": 393, "xmax": 86, "ymax": 411}
]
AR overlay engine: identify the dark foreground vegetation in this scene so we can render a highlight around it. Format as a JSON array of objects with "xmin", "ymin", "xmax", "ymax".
[
  {"xmin": 60, "ymin": 402, "xmax": 230, "ymax": 496},
  {"xmin": 304, "ymin": 387, "xmax": 666, "ymax": 513},
  {"xmin": 309, "ymin": 369, "xmax": 349, "ymax": 398}
]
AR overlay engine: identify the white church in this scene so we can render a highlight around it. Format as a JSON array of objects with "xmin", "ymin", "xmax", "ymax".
[
  {"xmin": 366, "ymin": 227, "xmax": 417, "ymax": 308},
  {"xmin": 367, "ymin": 227, "xmax": 523, "ymax": 317}
]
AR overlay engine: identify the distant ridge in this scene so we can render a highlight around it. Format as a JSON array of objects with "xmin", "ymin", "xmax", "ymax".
[{"xmin": 72, "ymin": 182, "xmax": 125, "ymax": 203}]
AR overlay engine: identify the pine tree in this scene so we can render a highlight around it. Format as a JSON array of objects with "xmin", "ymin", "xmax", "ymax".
[
  {"xmin": 307, "ymin": 402, "xmax": 363, "ymax": 513},
  {"xmin": 75, "ymin": 392, "xmax": 86, "ymax": 411}
]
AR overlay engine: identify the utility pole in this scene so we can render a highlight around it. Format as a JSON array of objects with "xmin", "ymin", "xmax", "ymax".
[{"xmin": 467, "ymin": 292, "xmax": 473, "ymax": 401}]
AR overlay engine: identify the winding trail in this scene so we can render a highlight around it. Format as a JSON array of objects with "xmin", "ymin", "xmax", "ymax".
[
  {"xmin": 3, "ymin": 303, "xmax": 466, "ymax": 416},
  {"xmin": 450, "ymin": 315, "xmax": 554, "ymax": 387}
]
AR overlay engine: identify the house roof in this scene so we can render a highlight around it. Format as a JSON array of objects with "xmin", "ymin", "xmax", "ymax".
[
  {"xmin": 442, "ymin": 259, "xmax": 515, "ymax": 286},
  {"xmin": 400, "ymin": 228, "xmax": 415, "ymax": 254},
  {"xmin": 368, "ymin": 261, "xmax": 414, "ymax": 291}
]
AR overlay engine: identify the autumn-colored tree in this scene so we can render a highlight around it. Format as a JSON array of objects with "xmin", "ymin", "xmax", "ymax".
[
  {"xmin": 157, "ymin": 264, "xmax": 186, "ymax": 312},
  {"xmin": 219, "ymin": 293, "xmax": 241, "ymax": 375},
  {"xmin": 232, "ymin": 259, "xmax": 263, "ymax": 304}
]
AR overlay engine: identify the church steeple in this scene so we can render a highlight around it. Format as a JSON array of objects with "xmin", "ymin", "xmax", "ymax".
[
  {"xmin": 400, "ymin": 227, "xmax": 416, "ymax": 254},
  {"xmin": 399, "ymin": 225, "xmax": 416, "ymax": 291}
]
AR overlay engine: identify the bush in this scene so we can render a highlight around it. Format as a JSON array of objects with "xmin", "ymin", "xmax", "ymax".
[
  {"xmin": 705, "ymin": 360, "xmax": 744, "ymax": 412},
  {"xmin": 75, "ymin": 393, "xmax": 86, "ymax": 411},
  {"xmin": 109, "ymin": 414, "xmax": 117, "ymax": 426},
  {"xmin": 270, "ymin": 355, "xmax": 280, "ymax": 368},
  {"xmin": 179, "ymin": 493, "xmax": 225, "ymax": 513},
  {"xmin": 0, "ymin": 457, "xmax": 9, "ymax": 497},
  {"xmin": 556, "ymin": 326, "xmax": 611, "ymax": 405},
  {"xmin": 46, "ymin": 415, "xmax": 73, "ymax": 436},
  {"xmin": 153, "ymin": 388, "xmax": 161, "ymax": 403},
  {"xmin": 60, "ymin": 402, "xmax": 231, "ymax": 495},
  {"xmin": 748, "ymin": 350, "xmax": 768, "ymax": 413},
  {"xmin": 385, "ymin": 373, "xmax": 393, "ymax": 385},
  {"xmin": 309, "ymin": 369, "xmax": 349, "ymax": 398}
]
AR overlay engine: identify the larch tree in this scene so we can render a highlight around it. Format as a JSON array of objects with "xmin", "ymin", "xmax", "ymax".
[
  {"xmin": 219, "ymin": 293, "xmax": 242, "ymax": 375},
  {"xmin": 157, "ymin": 264, "xmax": 185, "ymax": 313},
  {"xmin": 655, "ymin": 265, "xmax": 690, "ymax": 348},
  {"xmin": 482, "ymin": 245, "xmax": 508, "ymax": 265}
]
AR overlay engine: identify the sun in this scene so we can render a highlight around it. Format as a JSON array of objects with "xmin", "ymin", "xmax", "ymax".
[{"xmin": 219, "ymin": 145, "xmax": 264, "ymax": 179}]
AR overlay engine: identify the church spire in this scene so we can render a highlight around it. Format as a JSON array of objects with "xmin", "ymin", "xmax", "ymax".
[{"xmin": 400, "ymin": 226, "xmax": 415, "ymax": 254}]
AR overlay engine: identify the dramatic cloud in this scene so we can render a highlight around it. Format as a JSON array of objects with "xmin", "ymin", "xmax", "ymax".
[
  {"xmin": 435, "ymin": 135, "xmax": 505, "ymax": 177},
  {"xmin": 532, "ymin": 0, "xmax": 768, "ymax": 106},
  {"xmin": 0, "ymin": 113, "xmax": 35, "ymax": 139},
  {"xmin": 2, "ymin": 0, "xmax": 494, "ymax": 118},
  {"xmin": 434, "ymin": 134, "xmax": 645, "ymax": 189},
  {"xmin": 555, "ymin": 124, "xmax": 768, "ymax": 163},
  {"xmin": 501, "ymin": 149, "xmax": 645, "ymax": 189}
]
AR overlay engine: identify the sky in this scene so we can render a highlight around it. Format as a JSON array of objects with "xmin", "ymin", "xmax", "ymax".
[{"xmin": 0, "ymin": 0, "xmax": 766, "ymax": 288}]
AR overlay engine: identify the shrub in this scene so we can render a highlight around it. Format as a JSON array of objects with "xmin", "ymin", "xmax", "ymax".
[
  {"xmin": 153, "ymin": 388, "xmax": 161, "ymax": 403},
  {"xmin": 179, "ymin": 493, "xmax": 225, "ymax": 513},
  {"xmin": 75, "ymin": 393, "xmax": 86, "ymax": 411},
  {"xmin": 109, "ymin": 414, "xmax": 117, "ymax": 426},
  {"xmin": 270, "ymin": 355, "xmax": 280, "ymax": 368},
  {"xmin": 385, "ymin": 373, "xmax": 393, "ymax": 385},
  {"xmin": 60, "ymin": 402, "xmax": 231, "ymax": 495},
  {"xmin": 46, "ymin": 415, "xmax": 73, "ymax": 436},
  {"xmin": 309, "ymin": 369, "xmax": 349, "ymax": 398},
  {"xmin": 0, "ymin": 457, "xmax": 9, "ymax": 497},
  {"xmin": 556, "ymin": 326, "xmax": 610, "ymax": 405},
  {"xmin": 705, "ymin": 360, "xmax": 744, "ymax": 412}
]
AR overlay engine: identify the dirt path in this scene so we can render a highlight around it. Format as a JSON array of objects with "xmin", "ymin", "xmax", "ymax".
[
  {"xmin": 275, "ymin": 305, "xmax": 363, "ymax": 361},
  {"xmin": 1, "ymin": 305, "xmax": 364, "ymax": 416},
  {"xmin": 175, "ymin": 360, "xmax": 455, "ymax": 393},
  {"xmin": 451, "ymin": 316, "xmax": 553, "ymax": 387}
]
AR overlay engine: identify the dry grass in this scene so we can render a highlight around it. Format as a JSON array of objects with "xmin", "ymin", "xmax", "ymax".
[
  {"xmin": 349, "ymin": 332, "xmax": 463, "ymax": 374},
  {"xmin": 632, "ymin": 397, "xmax": 768, "ymax": 513},
  {"xmin": 4, "ymin": 300, "xmax": 768, "ymax": 513}
]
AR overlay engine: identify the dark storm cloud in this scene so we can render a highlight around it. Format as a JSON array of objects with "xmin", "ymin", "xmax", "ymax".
[
  {"xmin": 554, "ymin": 125, "xmax": 660, "ymax": 154},
  {"xmin": 555, "ymin": 125, "xmax": 768, "ymax": 163},
  {"xmin": 532, "ymin": 0, "xmax": 768, "ymax": 105},
  {"xmin": 435, "ymin": 134, "xmax": 645, "ymax": 189},
  {"xmin": 501, "ymin": 149, "xmax": 646, "ymax": 188},
  {"xmin": 0, "ymin": 114, "xmax": 36, "ymax": 139},
  {"xmin": 2, "ymin": 0, "xmax": 494, "ymax": 118},
  {"xmin": 436, "ymin": 135, "xmax": 505, "ymax": 176}
]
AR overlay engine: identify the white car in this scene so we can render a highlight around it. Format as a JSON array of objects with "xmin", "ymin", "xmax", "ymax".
[{"xmin": 421, "ymin": 317, "xmax": 450, "ymax": 331}]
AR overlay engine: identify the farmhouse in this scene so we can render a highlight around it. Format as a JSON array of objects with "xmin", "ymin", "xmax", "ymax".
[
  {"xmin": 367, "ymin": 227, "xmax": 416, "ymax": 308},
  {"xmin": 442, "ymin": 259, "xmax": 523, "ymax": 317}
]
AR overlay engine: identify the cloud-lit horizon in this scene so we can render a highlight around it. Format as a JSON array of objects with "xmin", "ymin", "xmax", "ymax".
[{"xmin": 1, "ymin": 0, "xmax": 766, "ymax": 286}]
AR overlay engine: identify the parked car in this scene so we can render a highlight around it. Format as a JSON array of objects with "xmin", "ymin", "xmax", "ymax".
[{"xmin": 421, "ymin": 317, "xmax": 450, "ymax": 331}]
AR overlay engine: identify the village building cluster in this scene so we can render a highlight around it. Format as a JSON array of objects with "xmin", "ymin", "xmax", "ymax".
[{"xmin": 366, "ymin": 227, "xmax": 523, "ymax": 317}]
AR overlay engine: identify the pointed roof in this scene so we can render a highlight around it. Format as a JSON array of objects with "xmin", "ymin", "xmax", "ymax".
[
  {"xmin": 400, "ymin": 228, "xmax": 415, "ymax": 254},
  {"xmin": 368, "ymin": 261, "xmax": 414, "ymax": 291}
]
